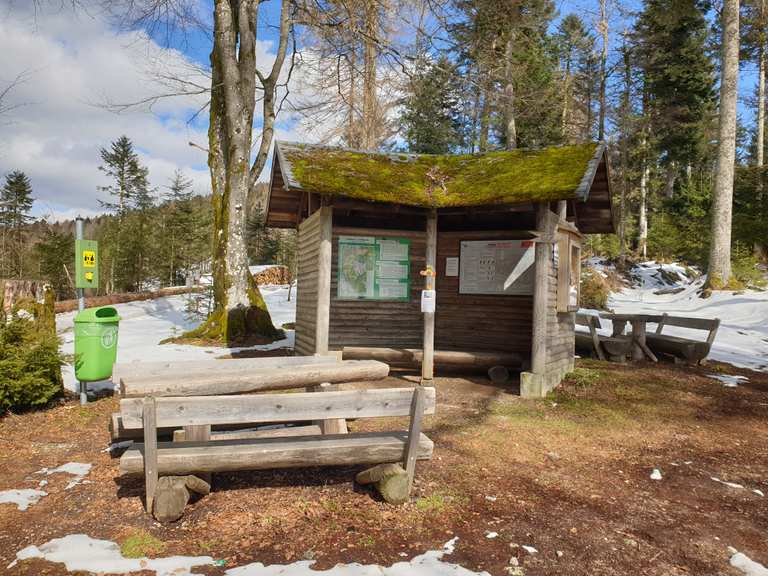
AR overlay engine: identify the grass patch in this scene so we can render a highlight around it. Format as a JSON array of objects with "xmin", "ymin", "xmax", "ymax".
[
  {"xmin": 415, "ymin": 491, "xmax": 466, "ymax": 512},
  {"xmin": 120, "ymin": 530, "xmax": 165, "ymax": 558}
]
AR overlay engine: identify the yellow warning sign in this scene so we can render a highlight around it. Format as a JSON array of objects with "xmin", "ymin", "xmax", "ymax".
[{"xmin": 83, "ymin": 250, "xmax": 96, "ymax": 268}]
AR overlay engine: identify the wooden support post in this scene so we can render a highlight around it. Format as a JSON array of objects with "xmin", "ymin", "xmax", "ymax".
[
  {"xmin": 421, "ymin": 210, "xmax": 437, "ymax": 383},
  {"xmin": 315, "ymin": 206, "xmax": 333, "ymax": 355},
  {"xmin": 177, "ymin": 424, "xmax": 212, "ymax": 485},
  {"xmin": 142, "ymin": 397, "xmax": 158, "ymax": 513},
  {"xmin": 403, "ymin": 386, "xmax": 426, "ymax": 493},
  {"xmin": 531, "ymin": 203, "xmax": 550, "ymax": 376},
  {"xmin": 312, "ymin": 382, "xmax": 348, "ymax": 435},
  {"xmin": 557, "ymin": 200, "xmax": 567, "ymax": 220}
]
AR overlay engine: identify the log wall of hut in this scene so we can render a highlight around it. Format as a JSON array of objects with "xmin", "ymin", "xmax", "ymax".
[
  {"xmin": 329, "ymin": 227, "xmax": 425, "ymax": 349},
  {"xmin": 326, "ymin": 225, "xmax": 535, "ymax": 360},
  {"xmin": 435, "ymin": 231, "xmax": 534, "ymax": 356},
  {"xmin": 545, "ymin": 239, "xmax": 576, "ymax": 375},
  {"xmin": 294, "ymin": 211, "xmax": 322, "ymax": 355}
]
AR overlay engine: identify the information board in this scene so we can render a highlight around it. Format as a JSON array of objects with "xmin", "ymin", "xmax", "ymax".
[
  {"xmin": 337, "ymin": 236, "xmax": 410, "ymax": 301},
  {"xmin": 459, "ymin": 239, "xmax": 534, "ymax": 295},
  {"xmin": 75, "ymin": 239, "xmax": 99, "ymax": 289}
]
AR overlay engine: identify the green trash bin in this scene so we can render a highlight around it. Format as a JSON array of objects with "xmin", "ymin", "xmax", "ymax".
[{"xmin": 74, "ymin": 306, "xmax": 120, "ymax": 382}]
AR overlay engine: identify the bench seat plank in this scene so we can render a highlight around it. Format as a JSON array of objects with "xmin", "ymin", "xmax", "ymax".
[
  {"xmin": 119, "ymin": 387, "xmax": 437, "ymax": 430},
  {"xmin": 120, "ymin": 431, "xmax": 434, "ymax": 476},
  {"xmin": 645, "ymin": 333, "xmax": 710, "ymax": 362}
]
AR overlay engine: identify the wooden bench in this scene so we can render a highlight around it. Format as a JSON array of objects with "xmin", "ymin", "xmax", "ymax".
[
  {"xmin": 645, "ymin": 314, "xmax": 720, "ymax": 364},
  {"xmin": 119, "ymin": 386, "xmax": 436, "ymax": 516},
  {"xmin": 575, "ymin": 313, "xmax": 633, "ymax": 362}
]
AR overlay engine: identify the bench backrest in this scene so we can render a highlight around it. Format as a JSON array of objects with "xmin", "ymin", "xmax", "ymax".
[
  {"xmin": 120, "ymin": 387, "xmax": 436, "ymax": 430},
  {"xmin": 576, "ymin": 313, "xmax": 602, "ymax": 330},
  {"xmin": 655, "ymin": 314, "xmax": 720, "ymax": 345}
]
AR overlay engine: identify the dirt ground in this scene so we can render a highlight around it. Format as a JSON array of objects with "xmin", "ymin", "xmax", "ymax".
[{"xmin": 1, "ymin": 359, "xmax": 766, "ymax": 575}]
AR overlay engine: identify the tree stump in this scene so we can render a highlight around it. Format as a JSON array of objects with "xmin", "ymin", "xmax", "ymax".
[
  {"xmin": 355, "ymin": 463, "xmax": 409, "ymax": 505},
  {"xmin": 152, "ymin": 475, "xmax": 211, "ymax": 523}
]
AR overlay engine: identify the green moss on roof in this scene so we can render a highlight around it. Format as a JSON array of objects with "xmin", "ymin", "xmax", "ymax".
[{"xmin": 282, "ymin": 143, "xmax": 599, "ymax": 208}]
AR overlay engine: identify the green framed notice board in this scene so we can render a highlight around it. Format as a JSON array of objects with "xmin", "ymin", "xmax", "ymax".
[
  {"xmin": 337, "ymin": 236, "xmax": 410, "ymax": 301},
  {"xmin": 75, "ymin": 239, "xmax": 99, "ymax": 289}
]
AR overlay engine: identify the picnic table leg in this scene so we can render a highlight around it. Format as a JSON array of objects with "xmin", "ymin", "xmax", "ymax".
[{"xmin": 632, "ymin": 320, "xmax": 657, "ymax": 362}]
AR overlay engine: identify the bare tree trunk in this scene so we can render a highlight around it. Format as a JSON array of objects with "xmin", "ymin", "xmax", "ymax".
[
  {"xmin": 618, "ymin": 43, "xmax": 631, "ymax": 265},
  {"xmin": 708, "ymin": 0, "xmax": 740, "ymax": 288},
  {"xmin": 756, "ymin": 3, "xmax": 766, "ymax": 259},
  {"xmin": 362, "ymin": 0, "xmax": 378, "ymax": 150},
  {"xmin": 663, "ymin": 163, "xmax": 677, "ymax": 198},
  {"xmin": 185, "ymin": 0, "xmax": 290, "ymax": 344},
  {"xmin": 597, "ymin": 0, "xmax": 608, "ymax": 141},
  {"xmin": 347, "ymin": 51, "xmax": 358, "ymax": 148},
  {"xmin": 479, "ymin": 81, "xmax": 491, "ymax": 152},
  {"xmin": 504, "ymin": 38, "xmax": 517, "ymax": 150},
  {"xmin": 638, "ymin": 159, "xmax": 649, "ymax": 260}
]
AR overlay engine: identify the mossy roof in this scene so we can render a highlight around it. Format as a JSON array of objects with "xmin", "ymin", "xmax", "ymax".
[{"xmin": 275, "ymin": 141, "xmax": 604, "ymax": 208}]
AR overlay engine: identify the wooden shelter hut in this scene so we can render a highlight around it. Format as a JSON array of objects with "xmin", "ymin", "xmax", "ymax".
[{"xmin": 265, "ymin": 142, "xmax": 614, "ymax": 397}]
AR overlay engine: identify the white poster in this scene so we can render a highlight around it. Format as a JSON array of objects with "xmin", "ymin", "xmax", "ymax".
[{"xmin": 459, "ymin": 240, "xmax": 535, "ymax": 295}]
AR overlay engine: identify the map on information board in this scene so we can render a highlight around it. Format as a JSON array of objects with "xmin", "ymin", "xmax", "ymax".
[
  {"xmin": 337, "ymin": 236, "xmax": 410, "ymax": 300},
  {"xmin": 459, "ymin": 239, "xmax": 535, "ymax": 295}
]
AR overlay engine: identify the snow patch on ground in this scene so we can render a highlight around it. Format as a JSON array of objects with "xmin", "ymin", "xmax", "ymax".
[
  {"xmin": 37, "ymin": 462, "xmax": 92, "ymax": 490},
  {"xmin": 10, "ymin": 535, "xmax": 491, "ymax": 576},
  {"xmin": 9, "ymin": 534, "xmax": 215, "ymax": 575},
  {"xmin": 582, "ymin": 260, "xmax": 768, "ymax": 372},
  {"xmin": 706, "ymin": 374, "xmax": 749, "ymax": 388},
  {"xmin": 0, "ymin": 489, "xmax": 47, "ymax": 511},
  {"xmin": 56, "ymin": 285, "xmax": 297, "ymax": 393},
  {"xmin": 729, "ymin": 547, "xmax": 768, "ymax": 576},
  {"xmin": 225, "ymin": 537, "xmax": 489, "ymax": 575}
]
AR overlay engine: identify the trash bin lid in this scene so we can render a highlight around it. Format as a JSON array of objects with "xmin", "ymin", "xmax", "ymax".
[{"xmin": 74, "ymin": 305, "xmax": 121, "ymax": 323}]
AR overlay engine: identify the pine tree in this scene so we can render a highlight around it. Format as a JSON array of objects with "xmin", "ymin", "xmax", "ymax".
[
  {"xmin": 97, "ymin": 136, "xmax": 154, "ymax": 292},
  {"xmin": 400, "ymin": 56, "xmax": 462, "ymax": 154},
  {"xmin": 0, "ymin": 171, "xmax": 35, "ymax": 278}
]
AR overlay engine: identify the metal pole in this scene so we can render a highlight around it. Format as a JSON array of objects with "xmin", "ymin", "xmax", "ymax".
[{"xmin": 75, "ymin": 217, "xmax": 87, "ymax": 405}]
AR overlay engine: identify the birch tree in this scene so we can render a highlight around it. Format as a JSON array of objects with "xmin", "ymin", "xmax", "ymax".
[{"xmin": 708, "ymin": 0, "xmax": 740, "ymax": 287}]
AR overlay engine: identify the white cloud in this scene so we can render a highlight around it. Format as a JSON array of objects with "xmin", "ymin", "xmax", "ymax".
[
  {"xmin": 0, "ymin": 3, "xmax": 213, "ymax": 219},
  {"xmin": 0, "ymin": 2, "xmax": 350, "ymax": 220}
]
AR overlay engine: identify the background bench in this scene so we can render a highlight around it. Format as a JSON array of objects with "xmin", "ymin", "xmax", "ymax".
[
  {"xmin": 575, "ymin": 313, "xmax": 633, "ymax": 362},
  {"xmin": 645, "ymin": 314, "xmax": 720, "ymax": 364}
]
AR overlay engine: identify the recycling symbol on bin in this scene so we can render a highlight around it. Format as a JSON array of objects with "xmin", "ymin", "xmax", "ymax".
[{"xmin": 101, "ymin": 327, "xmax": 117, "ymax": 349}]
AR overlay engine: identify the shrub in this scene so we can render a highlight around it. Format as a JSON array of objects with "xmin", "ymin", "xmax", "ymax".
[
  {"xmin": 731, "ymin": 245, "xmax": 767, "ymax": 289},
  {"xmin": 0, "ymin": 314, "xmax": 63, "ymax": 413},
  {"xmin": 580, "ymin": 268, "xmax": 610, "ymax": 310}
]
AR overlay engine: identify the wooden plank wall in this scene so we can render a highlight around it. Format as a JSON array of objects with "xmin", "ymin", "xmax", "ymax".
[
  {"xmin": 329, "ymin": 227, "xmax": 425, "ymax": 349},
  {"xmin": 545, "ymin": 233, "xmax": 576, "ymax": 374},
  {"xmin": 325, "ymin": 226, "xmax": 537, "ymax": 359},
  {"xmin": 295, "ymin": 211, "xmax": 322, "ymax": 355},
  {"xmin": 436, "ymin": 231, "xmax": 533, "ymax": 355}
]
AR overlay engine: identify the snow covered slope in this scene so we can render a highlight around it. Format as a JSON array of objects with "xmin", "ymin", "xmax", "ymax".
[
  {"xmin": 592, "ymin": 260, "xmax": 768, "ymax": 371},
  {"xmin": 56, "ymin": 285, "xmax": 296, "ymax": 394}
]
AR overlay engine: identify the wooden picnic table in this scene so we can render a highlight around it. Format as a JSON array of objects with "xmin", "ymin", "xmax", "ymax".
[{"xmin": 600, "ymin": 313, "xmax": 660, "ymax": 363}]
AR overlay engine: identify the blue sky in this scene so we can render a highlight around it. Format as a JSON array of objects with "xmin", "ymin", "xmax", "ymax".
[{"xmin": 0, "ymin": 0, "xmax": 760, "ymax": 219}]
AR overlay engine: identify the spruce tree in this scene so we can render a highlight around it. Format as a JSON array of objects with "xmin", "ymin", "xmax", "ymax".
[
  {"xmin": 400, "ymin": 56, "xmax": 462, "ymax": 154},
  {"xmin": 35, "ymin": 225, "xmax": 75, "ymax": 299},
  {"xmin": 0, "ymin": 171, "xmax": 35, "ymax": 278},
  {"xmin": 634, "ymin": 0, "xmax": 715, "ymax": 184},
  {"xmin": 97, "ymin": 136, "xmax": 154, "ymax": 292},
  {"xmin": 164, "ymin": 169, "xmax": 196, "ymax": 285}
]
